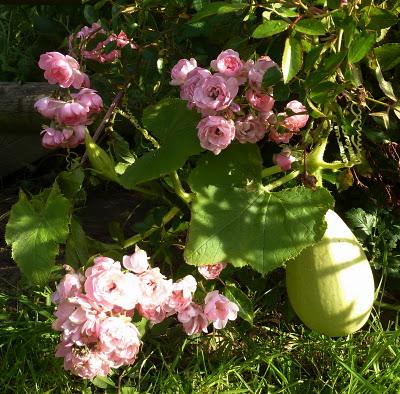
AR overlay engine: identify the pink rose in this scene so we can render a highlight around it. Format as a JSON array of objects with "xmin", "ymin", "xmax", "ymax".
[
  {"xmin": 38, "ymin": 51, "xmax": 87, "ymax": 89},
  {"xmin": 56, "ymin": 102, "xmax": 89, "ymax": 126},
  {"xmin": 268, "ymin": 127, "xmax": 293, "ymax": 144},
  {"xmin": 177, "ymin": 303, "xmax": 209, "ymax": 335},
  {"xmin": 246, "ymin": 89, "xmax": 275, "ymax": 113},
  {"xmin": 235, "ymin": 115, "xmax": 267, "ymax": 144},
  {"xmin": 204, "ymin": 290, "xmax": 239, "ymax": 329},
  {"xmin": 115, "ymin": 31, "xmax": 131, "ymax": 48},
  {"xmin": 193, "ymin": 74, "xmax": 239, "ymax": 112},
  {"xmin": 123, "ymin": 246, "xmax": 149, "ymax": 274},
  {"xmin": 84, "ymin": 262, "xmax": 140, "ymax": 311},
  {"xmin": 57, "ymin": 343, "xmax": 111, "ymax": 380},
  {"xmin": 52, "ymin": 300, "xmax": 77, "ymax": 331},
  {"xmin": 76, "ymin": 23, "xmax": 105, "ymax": 39},
  {"xmin": 34, "ymin": 97, "xmax": 65, "ymax": 119},
  {"xmin": 247, "ymin": 56, "xmax": 279, "ymax": 91},
  {"xmin": 197, "ymin": 116, "xmax": 235, "ymax": 155},
  {"xmin": 170, "ymin": 58, "xmax": 197, "ymax": 86},
  {"xmin": 41, "ymin": 126, "xmax": 86, "ymax": 149},
  {"xmin": 137, "ymin": 267, "xmax": 173, "ymax": 308},
  {"xmin": 180, "ymin": 67, "xmax": 211, "ymax": 107},
  {"xmin": 52, "ymin": 271, "xmax": 84, "ymax": 304},
  {"xmin": 137, "ymin": 304, "xmax": 167, "ymax": 324},
  {"xmin": 71, "ymin": 88, "xmax": 103, "ymax": 117},
  {"xmin": 282, "ymin": 100, "xmax": 309, "ymax": 132},
  {"xmin": 41, "ymin": 127, "xmax": 65, "ymax": 149},
  {"xmin": 273, "ymin": 147, "xmax": 296, "ymax": 171},
  {"xmin": 210, "ymin": 49, "xmax": 244, "ymax": 80},
  {"xmin": 164, "ymin": 275, "xmax": 197, "ymax": 314},
  {"xmin": 63, "ymin": 125, "xmax": 86, "ymax": 148},
  {"xmin": 64, "ymin": 296, "xmax": 104, "ymax": 345},
  {"xmin": 85, "ymin": 256, "xmax": 116, "ymax": 277},
  {"xmin": 198, "ymin": 263, "xmax": 226, "ymax": 280},
  {"xmin": 98, "ymin": 316, "xmax": 141, "ymax": 368}
]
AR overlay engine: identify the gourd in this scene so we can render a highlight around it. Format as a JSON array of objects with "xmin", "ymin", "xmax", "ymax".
[{"xmin": 286, "ymin": 209, "xmax": 375, "ymax": 337}]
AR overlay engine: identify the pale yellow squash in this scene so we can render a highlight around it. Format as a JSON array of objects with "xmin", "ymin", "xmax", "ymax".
[{"xmin": 286, "ymin": 209, "xmax": 375, "ymax": 337}]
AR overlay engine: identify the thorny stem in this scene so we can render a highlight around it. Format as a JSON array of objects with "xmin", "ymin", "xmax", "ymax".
[
  {"xmin": 116, "ymin": 108, "xmax": 160, "ymax": 149},
  {"xmin": 81, "ymin": 87, "xmax": 128, "ymax": 164},
  {"xmin": 263, "ymin": 170, "xmax": 300, "ymax": 192},
  {"xmin": 122, "ymin": 206, "xmax": 181, "ymax": 249},
  {"xmin": 169, "ymin": 171, "xmax": 193, "ymax": 205}
]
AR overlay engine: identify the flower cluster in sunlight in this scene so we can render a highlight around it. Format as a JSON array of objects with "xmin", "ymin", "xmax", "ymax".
[{"xmin": 52, "ymin": 248, "xmax": 237, "ymax": 379}]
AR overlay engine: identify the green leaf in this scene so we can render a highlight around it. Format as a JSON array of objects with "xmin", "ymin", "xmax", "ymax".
[
  {"xmin": 84, "ymin": 4, "xmax": 98, "ymax": 25},
  {"xmin": 103, "ymin": 40, "xmax": 118, "ymax": 55},
  {"xmin": 262, "ymin": 66, "xmax": 282, "ymax": 89},
  {"xmin": 32, "ymin": 16, "xmax": 66, "ymax": 39},
  {"xmin": 364, "ymin": 7, "xmax": 398, "ymax": 30},
  {"xmin": 185, "ymin": 186, "xmax": 334, "ymax": 274},
  {"xmin": 189, "ymin": 142, "xmax": 262, "ymax": 191},
  {"xmin": 224, "ymin": 282, "xmax": 254, "ymax": 325},
  {"xmin": 121, "ymin": 387, "xmax": 140, "ymax": 394},
  {"xmin": 85, "ymin": 131, "xmax": 118, "ymax": 182},
  {"xmin": 65, "ymin": 218, "xmax": 90, "ymax": 268},
  {"xmin": 282, "ymin": 37, "xmax": 302, "ymax": 83},
  {"xmin": 119, "ymin": 99, "xmax": 201, "ymax": 189},
  {"xmin": 294, "ymin": 19, "xmax": 326, "ymax": 36},
  {"xmin": 374, "ymin": 60, "xmax": 397, "ymax": 101},
  {"xmin": 393, "ymin": 104, "xmax": 400, "ymax": 120},
  {"xmin": 273, "ymin": 81, "xmax": 290, "ymax": 101},
  {"xmin": 309, "ymin": 81, "xmax": 345, "ymax": 104},
  {"xmin": 92, "ymin": 376, "xmax": 116, "ymax": 388},
  {"xmin": 190, "ymin": 2, "xmax": 248, "ymax": 23},
  {"xmin": 348, "ymin": 31, "xmax": 376, "ymax": 63},
  {"xmin": 271, "ymin": 4, "xmax": 298, "ymax": 18},
  {"xmin": 374, "ymin": 44, "xmax": 400, "ymax": 71},
  {"xmin": 252, "ymin": 20, "xmax": 289, "ymax": 38},
  {"xmin": 345, "ymin": 208, "xmax": 377, "ymax": 240},
  {"xmin": 5, "ymin": 184, "xmax": 71, "ymax": 284},
  {"xmin": 305, "ymin": 52, "xmax": 346, "ymax": 87},
  {"xmin": 304, "ymin": 44, "xmax": 323, "ymax": 72},
  {"xmin": 57, "ymin": 166, "xmax": 85, "ymax": 200}
]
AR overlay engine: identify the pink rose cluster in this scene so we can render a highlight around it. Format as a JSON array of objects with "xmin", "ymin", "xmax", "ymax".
[
  {"xmin": 52, "ymin": 247, "xmax": 238, "ymax": 379},
  {"xmin": 170, "ymin": 50, "xmax": 309, "ymax": 156},
  {"xmin": 70, "ymin": 23, "xmax": 137, "ymax": 63},
  {"xmin": 35, "ymin": 51, "xmax": 103, "ymax": 149}
]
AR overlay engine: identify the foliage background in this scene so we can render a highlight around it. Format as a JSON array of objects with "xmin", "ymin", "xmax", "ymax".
[{"xmin": 1, "ymin": 0, "xmax": 400, "ymax": 392}]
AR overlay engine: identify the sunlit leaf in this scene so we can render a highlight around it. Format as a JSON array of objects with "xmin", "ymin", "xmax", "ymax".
[{"xmin": 282, "ymin": 37, "xmax": 302, "ymax": 83}]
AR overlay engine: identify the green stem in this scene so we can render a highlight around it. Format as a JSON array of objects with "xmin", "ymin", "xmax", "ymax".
[
  {"xmin": 374, "ymin": 301, "xmax": 400, "ymax": 312},
  {"xmin": 122, "ymin": 206, "xmax": 180, "ymax": 249},
  {"xmin": 319, "ymin": 161, "xmax": 353, "ymax": 170},
  {"xmin": 261, "ymin": 165, "xmax": 282, "ymax": 178},
  {"xmin": 365, "ymin": 97, "xmax": 390, "ymax": 107},
  {"xmin": 116, "ymin": 108, "xmax": 160, "ymax": 149},
  {"xmin": 169, "ymin": 171, "xmax": 193, "ymax": 205},
  {"xmin": 264, "ymin": 170, "xmax": 300, "ymax": 192}
]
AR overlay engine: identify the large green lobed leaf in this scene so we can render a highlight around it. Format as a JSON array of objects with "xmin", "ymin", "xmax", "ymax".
[
  {"xmin": 189, "ymin": 142, "xmax": 263, "ymax": 191},
  {"xmin": 119, "ymin": 98, "xmax": 202, "ymax": 189},
  {"xmin": 185, "ymin": 185, "xmax": 334, "ymax": 274},
  {"xmin": 5, "ymin": 183, "xmax": 71, "ymax": 284}
]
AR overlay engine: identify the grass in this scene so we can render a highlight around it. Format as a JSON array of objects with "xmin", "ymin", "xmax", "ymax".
[{"xmin": 1, "ymin": 283, "xmax": 400, "ymax": 394}]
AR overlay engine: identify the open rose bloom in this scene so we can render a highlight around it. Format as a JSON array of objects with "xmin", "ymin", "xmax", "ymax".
[
  {"xmin": 52, "ymin": 250, "xmax": 238, "ymax": 379},
  {"xmin": 35, "ymin": 50, "xmax": 103, "ymax": 150},
  {"xmin": 171, "ymin": 50, "xmax": 309, "ymax": 155},
  {"xmin": 38, "ymin": 52, "xmax": 88, "ymax": 89}
]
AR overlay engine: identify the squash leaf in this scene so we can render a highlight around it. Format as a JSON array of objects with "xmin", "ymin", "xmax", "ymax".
[
  {"xmin": 185, "ymin": 185, "xmax": 334, "ymax": 274},
  {"xmin": 5, "ymin": 183, "xmax": 71, "ymax": 285}
]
